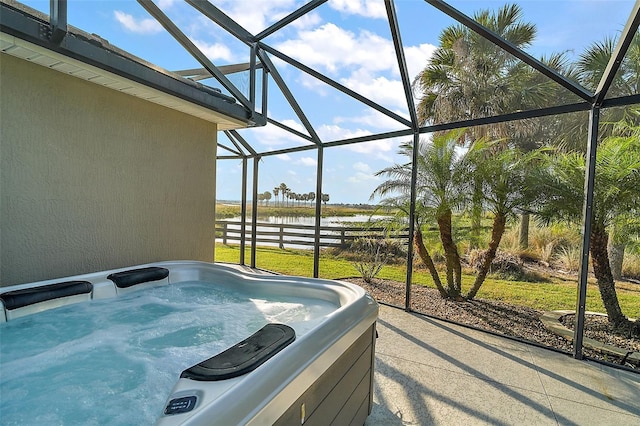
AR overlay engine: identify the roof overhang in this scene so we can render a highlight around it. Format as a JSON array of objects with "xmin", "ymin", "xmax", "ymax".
[{"xmin": 0, "ymin": 1, "xmax": 265, "ymax": 130}]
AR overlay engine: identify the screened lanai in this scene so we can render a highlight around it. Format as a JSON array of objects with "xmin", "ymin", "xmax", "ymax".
[{"xmin": 2, "ymin": 0, "xmax": 640, "ymax": 369}]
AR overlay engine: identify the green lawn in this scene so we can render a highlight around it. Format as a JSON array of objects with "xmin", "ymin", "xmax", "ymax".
[{"xmin": 214, "ymin": 243, "xmax": 640, "ymax": 318}]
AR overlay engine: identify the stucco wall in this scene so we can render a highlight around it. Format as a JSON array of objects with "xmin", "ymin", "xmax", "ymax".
[{"xmin": 1, "ymin": 54, "xmax": 217, "ymax": 286}]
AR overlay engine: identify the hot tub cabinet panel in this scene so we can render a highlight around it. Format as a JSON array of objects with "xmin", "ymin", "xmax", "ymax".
[
  {"xmin": 0, "ymin": 261, "xmax": 378, "ymax": 426},
  {"xmin": 273, "ymin": 323, "xmax": 376, "ymax": 426}
]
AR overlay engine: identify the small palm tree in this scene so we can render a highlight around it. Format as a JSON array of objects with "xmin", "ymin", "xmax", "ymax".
[
  {"xmin": 372, "ymin": 130, "xmax": 471, "ymax": 299},
  {"xmin": 372, "ymin": 130, "xmax": 538, "ymax": 300},
  {"xmin": 533, "ymin": 130, "xmax": 640, "ymax": 332}
]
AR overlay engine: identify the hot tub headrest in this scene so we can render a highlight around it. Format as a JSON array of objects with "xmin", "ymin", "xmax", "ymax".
[
  {"xmin": 0, "ymin": 281, "xmax": 93, "ymax": 310},
  {"xmin": 181, "ymin": 323, "xmax": 296, "ymax": 381},
  {"xmin": 107, "ymin": 267, "xmax": 170, "ymax": 288}
]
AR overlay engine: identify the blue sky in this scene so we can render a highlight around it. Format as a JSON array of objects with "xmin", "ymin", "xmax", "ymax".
[{"xmin": 20, "ymin": 0, "xmax": 637, "ymax": 203}]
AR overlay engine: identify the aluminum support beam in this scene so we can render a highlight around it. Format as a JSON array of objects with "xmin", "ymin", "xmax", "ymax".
[
  {"xmin": 259, "ymin": 43, "xmax": 412, "ymax": 128},
  {"xmin": 262, "ymin": 65, "xmax": 269, "ymax": 116},
  {"xmin": 249, "ymin": 44, "xmax": 257, "ymax": 111},
  {"xmin": 425, "ymin": 0, "xmax": 594, "ymax": 103},
  {"xmin": 257, "ymin": 50, "xmax": 322, "ymax": 144},
  {"xmin": 420, "ymin": 102, "xmax": 591, "ymax": 134},
  {"xmin": 267, "ymin": 118, "xmax": 316, "ymax": 143},
  {"xmin": 217, "ymin": 143, "xmax": 243, "ymax": 156},
  {"xmin": 313, "ymin": 147, "xmax": 324, "ymax": 278},
  {"xmin": 386, "ymin": 0, "xmax": 420, "ymax": 311},
  {"xmin": 226, "ymin": 130, "xmax": 258, "ymax": 156},
  {"xmin": 250, "ymin": 157, "xmax": 260, "ymax": 268},
  {"xmin": 257, "ymin": 0, "xmax": 328, "ymax": 40},
  {"xmin": 185, "ymin": 0, "xmax": 255, "ymax": 45},
  {"xmin": 137, "ymin": 0, "xmax": 253, "ymax": 111},
  {"xmin": 574, "ymin": 107, "xmax": 600, "ymax": 360},
  {"xmin": 0, "ymin": 2, "xmax": 257, "ymax": 125},
  {"xmin": 49, "ymin": 0, "xmax": 67, "ymax": 44},
  {"xmin": 594, "ymin": 1, "xmax": 640, "ymax": 105},
  {"xmin": 240, "ymin": 158, "xmax": 248, "ymax": 265}
]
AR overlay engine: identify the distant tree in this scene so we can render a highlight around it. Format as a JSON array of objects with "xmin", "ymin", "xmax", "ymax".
[
  {"xmin": 308, "ymin": 191, "xmax": 316, "ymax": 206},
  {"xmin": 273, "ymin": 187, "xmax": 279, "ymax": 206},
  {"xmin": 263, "ymin": 191, "xmax": 272, "ymax": 205},
  {"xmin": 278, "ymin": 183, "xmax": 289, "ymax": 207},
  {"xmin": 321, "ymin": 193, "xmax": 330, "ymax": 205}
]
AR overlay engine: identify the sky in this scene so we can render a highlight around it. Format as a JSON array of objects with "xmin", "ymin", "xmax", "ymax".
[{"xmin": 20, "ymin": 0, "xmax": 637, "ymax": 204}]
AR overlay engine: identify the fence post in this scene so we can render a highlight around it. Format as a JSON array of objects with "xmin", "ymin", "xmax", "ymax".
[
  {"xmin": 340, "ymin": 229, "xmax": 345, "ymax": 246},
  {"xmin": 279, "ymin": 225, "xmax": 285, "ymax": 249},
  {"xmin": 222, "ymin": 222, "xmax": 227, "ymax": 245}
]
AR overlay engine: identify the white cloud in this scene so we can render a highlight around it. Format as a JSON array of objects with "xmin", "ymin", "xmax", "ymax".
[
  {"xmin": 157, "ymin": 0, "xmax": 177, "ymax": 8},
  {"xmin": 353, "ymin": 162, "xmax": 372, "ymax": 172},
  {"xmin": 114, "ymin": 11, "xmax": 163, "ymax": 34},
  {"xmin": 212, "ymin": 0, "xmax": 301, "ymax": 35},
  {"xmin": 276, "ymin": 153, "xmax": 292, "ymax": 161},
  {"xmin": 243, "ymin": 120, "xmax": 311, "ymax": 149},
  {"xmin": 317, "ymin": 124, "xmax": 372, "ymax": 142},
  {"xmin": 404, "ymin": 43, "xmax": 438, "ymax": 81},
  {"xmin": 347, "ymin": 172, "xmax": 380, "ymax": 184},
  {"xmin": 291, "ymin": 11, "xmax": 323, "ymax": 30},
  {"xmin": 275, "ymin": 23, "xmax": 396, "ymax": 75},
  {"xmin": 328, "ymin": 0, "xmax": 386, "ymax": 19},
  {"xmin": 340, "ymin": 72, "xmax": 406, "ymax": 110},
  {"xmin": 298, "ymin": 157, "xmax": 317, "ymax": 166},
  {"xmin": 336, "ymin": 109, "xmax": 409, "ymax": 131},
  {"xmin": 192, "ymin": 39, "xmax": 235, "ymax": 62}
]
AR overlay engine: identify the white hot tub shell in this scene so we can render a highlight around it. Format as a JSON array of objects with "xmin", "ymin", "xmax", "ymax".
[{"xmin": 0, "ymin": 261, "xmax": 378, "ymax": 425}]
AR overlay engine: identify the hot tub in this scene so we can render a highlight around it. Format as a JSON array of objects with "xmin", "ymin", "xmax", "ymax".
[{"xmin": 0, "ymin": 261, "xmax": 378, "ymax": 425}]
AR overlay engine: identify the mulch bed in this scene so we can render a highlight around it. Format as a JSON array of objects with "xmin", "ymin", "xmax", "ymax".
[{"xmin": 346, "ymin": 277, "xmax": 639, "ymax": 369}]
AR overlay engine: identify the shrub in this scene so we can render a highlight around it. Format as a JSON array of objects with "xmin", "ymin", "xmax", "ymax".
[
  {"xmin": 554, "ymin": 246, "xmax": 581, "ymax": 273},
  {"xmin": 350, "ymin": 238, "xmax": 405, "ymax": 283}
]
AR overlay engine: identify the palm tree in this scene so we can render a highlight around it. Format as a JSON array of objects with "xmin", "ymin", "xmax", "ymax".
[
  {"xmin": 321, "ymin": 194, "xmax": 330, "ymax": 206},
  {"xmin": 372, "ymin": 130, "xmax": 538, "ymax": 300},
  {"xmin": 414, "ymin": 3, "xmax": 539, "ymax": 130},
  {"xmin": 574, "ymin": 33, "xmax": 640, "ymax": 277},
  {"xmin": 465, "ymin": 141, "xmax": 539, "ymax": 299},
  {"xmin": 273, "ymin": 187, "xmax": 279, "ymax": 206},
  {"xmin": 533, "ymin": 130, "xmax": 640, "ymax": 332},
  {"xmin": 278, "ymin": 183, "xmax": 289, "ymax": 207},
  {"xmin": 412, "ymin": 3, "xmax": 561, "ymax": 248},
  {"xmin": 372, "ymin": 130, "xmax": 471, "ymax": 299}
]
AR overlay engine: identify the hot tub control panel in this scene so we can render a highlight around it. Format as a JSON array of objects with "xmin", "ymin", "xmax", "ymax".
[{"xmin": 164, "ymin": 396, "xmax": 197, "ymax": 415}]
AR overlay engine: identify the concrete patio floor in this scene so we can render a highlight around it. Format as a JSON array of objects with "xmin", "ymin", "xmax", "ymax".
[{"xmin": 367, "ymin": 305, "xmax": 640, "ymax": 426}]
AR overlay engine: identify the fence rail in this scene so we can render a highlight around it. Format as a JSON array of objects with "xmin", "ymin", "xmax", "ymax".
[{"xmin": 215, "ymin": 220, "xmax": 409, "ymax": 249}]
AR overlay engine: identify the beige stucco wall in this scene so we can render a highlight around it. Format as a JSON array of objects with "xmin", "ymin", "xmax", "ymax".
[{"xmin": 1, "ymin": 54, "xmax": 217, "ymax": 286}]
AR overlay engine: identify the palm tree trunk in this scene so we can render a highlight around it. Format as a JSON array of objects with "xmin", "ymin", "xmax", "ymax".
[
  {"xmin": 590, "ymin": 223, "xmax": 628, "ymax": 327},
  {"xmin": 466, "ymin": 213, "xmax": 507, "ymax": 300},
  {"xmin": 413, "ymin": 228, "xmax": 448, "ymax": 298},
  {"xmin": 437, "ymin": 209, "xmax": 462, "ymax": 299},
  {"xmin": 519, "ymin": 212, "xmax": 530, "ymax": 249},
  {"xmin": 470, "ymin": 176, "xmax": 483, "ymax": 249},
  {"xmin": 607, "ymin": 225, "xmax": 624, "ymax": 280}
]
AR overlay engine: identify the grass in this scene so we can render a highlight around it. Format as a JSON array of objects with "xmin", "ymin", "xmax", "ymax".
[{"xmin": 215, "ymin": 243, "xmax": 640, "ymax": 318}]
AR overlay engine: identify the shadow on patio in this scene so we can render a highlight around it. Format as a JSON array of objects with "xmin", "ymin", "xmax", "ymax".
[{"xmin": 367, "ymin": 305, "xmax": 640, "ymax": 425}]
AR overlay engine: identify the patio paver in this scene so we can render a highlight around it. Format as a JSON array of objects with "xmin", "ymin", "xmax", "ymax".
[{"xmin": 367, "ymin": 305, "xmax": 640, "ymax": 425}]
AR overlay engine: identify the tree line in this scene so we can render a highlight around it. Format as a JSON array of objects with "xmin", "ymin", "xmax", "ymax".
[
  {"xmin": 257, "ymin": 182, "xmax": 330, "ymax": 207},
  {"xmin": 373, "ymin": 3, "xmax": 639, "ymax": 334}
]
